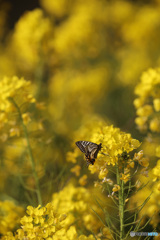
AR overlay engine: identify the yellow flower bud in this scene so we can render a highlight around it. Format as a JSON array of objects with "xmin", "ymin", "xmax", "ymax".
[
  {"xmin": 112, "ymin": 184, "xmax": 120, "ymax": 192},
  {"xmin": 149, "ymin": 118, "xmax": 160, "ymax": 132},
  {"xmin": 133, "ymin": 98, "xmax": 144, "ymax": 108},
  {"xmin": 66, "ymin": 151, "xmax": 78, "ymax": 163},
  {"xmin": 134, "ymin": 150, "xmax": 143, "ymax": 160},
  {"xmin": 9, "ymin": 127, "xmax": 20, "ymax": 137},
  {"xmin": 70, "ymin": 165, "xmax": 81, "ymax": 176},
  {"xmin": 79, "ymin": 174, "xmax": 87, "ymax": 186},
  {"xmin": 152, "ymin": 160, "xmax": 160, "ymax": 177},
  {"xmin": 136, "ymin": 105, "xmax": 153, "ymax": 117},
  {"xmin": 22, "ymin": 113, "xmax": 31, "ymax": 125},
  {"xmin": 153, "ymin": 98, "xmax": 160, "ymax": 112},
  {"xmin": 94, "ymin": 181, "xmax": 102, "ymax": 188},
  {"xmin": 98, "ymin": 168, "xmax": 108, "ymax": 179},
  {"xmin": 138, "ymin": 157, "xmax": 149, "ymax": 167},
  {"xmin": 135, "ymin": 116, "xmax": 147, "ymax": 126},
  {"xmin": 131, "ymin": 139, "xmax": 141, "ymax": 148},
  {"xmin": 120, "ymin": 173, "xmax": 130, "ymax": 183},
  {"xmin": 127, "ymin": 161, "xmax": 134, "ymax": 168}
]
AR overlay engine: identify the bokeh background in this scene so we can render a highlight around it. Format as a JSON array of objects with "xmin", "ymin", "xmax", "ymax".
[{"xmin": 3, "ymin": 0, "xmax": 160, "ymax": 133}]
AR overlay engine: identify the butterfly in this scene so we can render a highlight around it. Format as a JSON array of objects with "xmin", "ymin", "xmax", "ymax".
[{"xmin": 75, "ymin": 141, "xmax": 102, "ymax": 166}]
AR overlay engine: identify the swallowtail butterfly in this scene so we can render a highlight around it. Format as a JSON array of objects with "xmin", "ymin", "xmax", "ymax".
[{"xmin": 75, "ymin": 141, "xmax": 102, "ymax": 166}]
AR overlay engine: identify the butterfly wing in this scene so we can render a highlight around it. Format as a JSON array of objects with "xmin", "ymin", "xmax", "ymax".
[
  {"xmin": 89, "ymin": 143, "xmax": 102, "ymax": 159},
  {"xmin": 76, "ymin": 141, "xmax": 102, "ymax": 166},
  {"xmin": 75, "ymin": 141, "xmax": 91, "ymax": 154}
]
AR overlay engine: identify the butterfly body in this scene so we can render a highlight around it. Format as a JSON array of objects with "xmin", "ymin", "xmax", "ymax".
[{"xmin": 75, "ymin": 141, "xmax": 102, "ymax": 166}]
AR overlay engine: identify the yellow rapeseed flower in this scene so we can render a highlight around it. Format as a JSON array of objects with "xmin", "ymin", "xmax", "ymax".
[
  {"xmin": 138, "ymin": 157, "xmax": 149, "ymax": 167},
  {"xmin": 136, "ymin": 105, "xmax": 153, "ymax": 117},
  {"xmin": 9, "ymin": 127, "xmax": 20, "ymax": 137},
  {"xmin": 70, "ymin": 122, "xmax": 141, "ymax": 183},
  {"xmin": 91, "ymin": 125, "xmax": 140, "ymax": 166},
  {"xmin": 40, "ymin": 0, "xmax": 70, "ymax": 17},
  {"xmin": 152, "ymin": 160, "xmax": 160, "ymax": 180},
  {"xmin": 11, "ymin": 9, "xmax": 53, "ymax": 70},
  {"xmin": 2, "ymin": 201, "xmax": 104, "ymax": 240},
  {"xmin": 0, "ymin": 76, "xmax": 35, "ymax": 114},
  {"xmin": 153, "ymin": 98, "xmax": 160, "ymax": 112},
  {"xmin": 0, "ymin": 76, "xmax": 36, "ymax": 146},
  {"xmin": 22, "ymin": 113, "xmax": 31, "ymax": 125},
  {"xmin": 0, "ymin": 200, "xmax": 24, "ymax": 235},
  {"xmin": 112, "ymin": 184, "xmax": 120, "ymax": 192},
  {"xmin": 120, "ymin": 173, "xmax": 130, "ymax": 183},
  {"xmin": 66, "ymin": 150, "xmax": 78, "ymax": 163},
  {"xmin": 134, "ymin": 68, "xmax": 160, "ymax": 132},
  {"xmin": 135, "ymin": 116, "xmax": 147, "ymax": 127},
  {"xmin": 149, "ymin": 118, "xmax": 160, "ymax": 132},
  {"xmin": 134, "ymin": 150, "xmax": 144, "ymax": 161},
  {"xmin": 79, "ymin": 174, "xmax": 87, "ymax": 186},
  {"xmin": 70, "ymin": 165, "xmax": 81, "ymax": 176},
  {"xmin": 51, "ymin": 183, "xmax": 107, "ymax": 233}
]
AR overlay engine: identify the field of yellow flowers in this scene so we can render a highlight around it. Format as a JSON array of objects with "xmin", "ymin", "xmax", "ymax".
[{"xmin": 1, "ymin": 0, "xmax": 160, "ymax": 239}]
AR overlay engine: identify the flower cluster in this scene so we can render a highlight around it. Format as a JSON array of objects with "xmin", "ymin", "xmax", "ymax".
[
  {"xmin": 68, "ymin": 122, "xmax": 143, "ymax": 184},
  {"xmin": 0, "ymin": 76, "xmax": 44, "ymax": 198},
  {"xmin": 2, "ymin": 202, "xmax": 106, "ymax": 240},
  {"xmin": 134, "ymin": 68, "xmax": 160, "ymax": 132},
  {"xmin": 0, "ymin": 76, "xmax": 35, "ymax": 128},
  {"xmin": 39, "ymin": 0, "xmax": 160, "ymax": 87},
  {"xmin": 0, "ymin": 76, "xmax": 36, "ymax": 180},
  {"xmin": 152, "ymin": 159, "xmax": 160, "ymax": 181},
  {"xmin": 0, "ymin": 201, "xmax": 24, "ymax": 235},
  {"xmin": 51, "ymin": 183, "xmax": 111, "ymax": 235},
  {"xmin": 90, "ymin": 124, "xmax": 140, "ymax": 165},
  {"xmin": 11, "ymin": 9, "xmax": 53, "ymax": 71}
]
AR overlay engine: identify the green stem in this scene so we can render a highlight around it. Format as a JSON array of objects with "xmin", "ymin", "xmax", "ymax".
[
  {"xmin": 116, "ymin": 164, "xmax": 125, "ymax": 240},
  {"xmin": 9, "ymin": 97, "xmax": 42, "ymax": 206}
]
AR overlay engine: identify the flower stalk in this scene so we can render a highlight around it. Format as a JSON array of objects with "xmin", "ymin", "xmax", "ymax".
[
  {"xmin": 116, "ymin": 164, "xmax": 125, "ymax": 240},
  {"xmin": 9, "ymin": 97, "xmax": 42, "ymax": 206}
]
